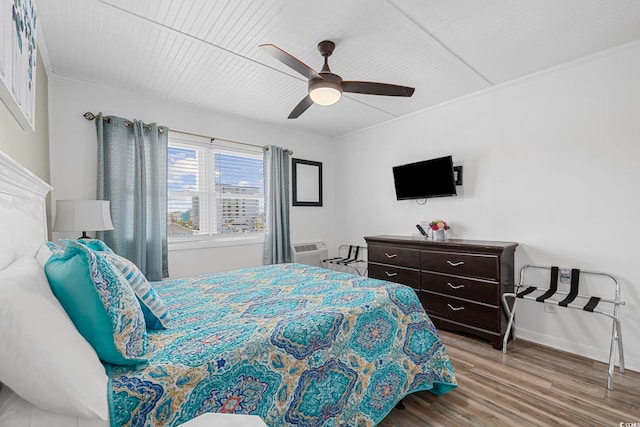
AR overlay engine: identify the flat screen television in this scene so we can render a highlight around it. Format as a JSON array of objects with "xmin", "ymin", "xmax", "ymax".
[{"xmin": 392, "ymin": 155, "xmax": 457, "ymax": 200}]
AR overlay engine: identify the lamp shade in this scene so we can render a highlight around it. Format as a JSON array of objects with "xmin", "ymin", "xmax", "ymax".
[{"xmin": 53, "ymin": 200, "xmax": 115, "ymax": 234}]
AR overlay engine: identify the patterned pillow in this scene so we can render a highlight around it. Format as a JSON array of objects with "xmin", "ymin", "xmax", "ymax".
[
  {"xmin": 104, "ymin": 253, "xmax": 170, "ymax": 329},
  {"xmin": 73, "ymin": 239, "xmax": 170, "ymax": 330},
  {"xmin": 44, "ymin": 241, "xmax": 64, "ymax": 255},
  {"xmin": 75, "ymin": 239, "xmax": 113, "ymax": 253},
  {"xmin": 45, "ymin": 240, "xmax": 147, "ymax": 365}
]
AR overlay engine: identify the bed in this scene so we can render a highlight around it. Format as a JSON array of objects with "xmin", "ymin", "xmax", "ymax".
[{"xmin": 0, "ymin": 149, "xmax": 457, "ymax": 426}]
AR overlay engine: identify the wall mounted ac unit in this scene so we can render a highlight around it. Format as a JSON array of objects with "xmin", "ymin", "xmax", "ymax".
[{"xmin": 291, "ymin": 241, "xmax": 328, "ymax": 267}]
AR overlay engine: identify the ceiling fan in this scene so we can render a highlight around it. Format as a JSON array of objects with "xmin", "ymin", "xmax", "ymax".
[{"xmin": 259, "ymin": 40, "xmax": 415, "ymax": 119}]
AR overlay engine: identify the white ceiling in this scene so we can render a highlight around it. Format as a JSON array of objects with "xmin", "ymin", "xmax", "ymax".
[{"xmin": 36, "ymin": 0, "xmax": 640, "ymax": 138}]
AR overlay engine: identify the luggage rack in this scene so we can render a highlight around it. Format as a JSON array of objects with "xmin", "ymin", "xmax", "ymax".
[
  {"xmin": 502, "ymin": 264, "xmax": 625, "ymax": 390},
  {"xmin": 322, "ymin": 245, "xmax": 367, "ymax": 276}
]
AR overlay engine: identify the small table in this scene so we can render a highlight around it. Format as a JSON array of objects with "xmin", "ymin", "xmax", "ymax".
[{"xmin": 178, "ymin": 413, "xmax": 268, "ymax": 427}]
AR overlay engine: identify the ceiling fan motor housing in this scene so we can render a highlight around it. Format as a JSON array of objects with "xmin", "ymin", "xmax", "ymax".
[
  {"xmin": 317, "ymin": 40, "xmax": 336, "ymax": 57},
  {"xmin": 309, "ymin": 73, "xmax": 343, "ymax": 94}
]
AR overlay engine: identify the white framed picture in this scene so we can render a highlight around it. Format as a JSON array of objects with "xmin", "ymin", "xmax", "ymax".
[{"xmin": 0, "ymin": 0, "xmax": 37, "ymax": 131}]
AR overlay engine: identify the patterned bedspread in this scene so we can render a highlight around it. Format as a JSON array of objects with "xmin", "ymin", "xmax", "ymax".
[{"xmin": 107, "ymin": 263, "xmax": 457, "ymax": 426}]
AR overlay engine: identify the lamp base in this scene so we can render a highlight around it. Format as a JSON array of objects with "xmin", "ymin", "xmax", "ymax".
[{"xmin": 78, "ymin": 231, "xmax": 90, "ymax": 239}]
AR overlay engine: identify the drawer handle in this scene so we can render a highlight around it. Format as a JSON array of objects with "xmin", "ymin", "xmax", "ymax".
[
  {"xmin": 385, "ymin": 271, "xmax": 398, "ymax": 277},
  {"xmin": 384, "ymin": 253, "xmax": 398, "ymax": 258},
  {"xmin": 447, "ymin": 304, "xmax": 465, "ymax": 311},
  {"xmin": 446, "ymin": 260, "xmax": 465, "ymax": 267},
  {"xmin": 447, "ymin": 282, "xmax": 465, "ymax": 290}
]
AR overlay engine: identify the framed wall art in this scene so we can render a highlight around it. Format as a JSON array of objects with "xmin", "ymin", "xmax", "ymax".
[
  {"xmin": 0, "ymin": 0, "xmax": 38, "ymax": 131},
  {"xmin": 292, "ymin": 158, "xmax": 323, "ymax": 207}
]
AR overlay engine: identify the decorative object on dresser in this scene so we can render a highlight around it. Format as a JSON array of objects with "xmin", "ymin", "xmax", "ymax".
[
  {"xmin": 365, "ymin": 235, "xmax": 518, "ymax": 349},
  {"xmin": 426, "ymin": 219, "xmax": 449, "ymax": 241}
]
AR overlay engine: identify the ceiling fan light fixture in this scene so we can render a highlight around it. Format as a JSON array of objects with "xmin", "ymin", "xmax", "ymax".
[
  {"xmin": 309, "ymin": 86, "xmax": 342, "ymax": 105},
  {"xmin": 308, "ymin": 76, "xmax": 342, "ymax": 106}
]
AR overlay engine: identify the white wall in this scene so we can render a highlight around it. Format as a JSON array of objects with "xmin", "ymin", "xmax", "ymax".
[
  {"xmin": 48, "ymin": 77, "xmax": 335, "ymax": 277},
  {"xmin": 333, "ymin": 42, "xmax": 640, "ymax": 371}
]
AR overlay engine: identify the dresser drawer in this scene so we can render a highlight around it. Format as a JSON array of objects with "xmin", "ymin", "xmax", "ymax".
[
  {"xmin": 368, "ymin": 244, "xmax": 420, "ymax": 269},
  {"xmin": 368, "ymin": 263, "xmax": 420, "ymax": 289},
  {"xmin": 422, "ymin": 292, "xmax": 499, "ymax": 331},
  {"xmin": 421, "ymin": 250, "xmax": 499, "ymax": 281},
  {"xmin": 422, "ymin": 272, "xmax": 499, "ymax": 306}
]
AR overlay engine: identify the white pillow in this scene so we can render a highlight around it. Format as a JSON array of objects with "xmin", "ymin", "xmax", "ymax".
[
  {"xmin": 35, "ymin": 243, "xmax": 53, "ymax": 267},
  {"xmin": 0, "ymin": 257, "xmax": 109, "ymax": 420}
]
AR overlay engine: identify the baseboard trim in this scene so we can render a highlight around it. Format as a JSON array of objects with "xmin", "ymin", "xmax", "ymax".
[{"xmin": 514, "ymin": 327, "xmax": 638, "ymax": 372}]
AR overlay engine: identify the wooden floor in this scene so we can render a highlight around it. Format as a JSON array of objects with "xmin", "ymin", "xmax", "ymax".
[{"xmin": 379, "ymin": 331, "xmax": 640, "ymax": 426}]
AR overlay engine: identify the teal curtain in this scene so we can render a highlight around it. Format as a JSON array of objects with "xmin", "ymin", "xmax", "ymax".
[
  {"xmin": 263, "ymin": 146, "xmax": 291, "ymax": 264},
  {"xmin": 96, "ymin": 113, "xmax": 169, "ymax": 280}
]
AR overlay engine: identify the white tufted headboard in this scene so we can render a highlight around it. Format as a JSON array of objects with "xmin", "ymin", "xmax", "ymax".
[{"xmin": 0, "ymin": 150, "xmax": 52, "ymax": 271}]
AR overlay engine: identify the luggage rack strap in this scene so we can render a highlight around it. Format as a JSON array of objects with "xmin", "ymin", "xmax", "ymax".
[
  {"xmin": 535, "ymin": 266, "xmax": 559, "ymax": 302},
  {"xmin": 516, "ymin": 286, "xmax": 537, "ymax": 298},
  {"xmin": 557, "ymin": 268, "xmax": 580, "ymax": 307},
  {"xmin": 583, "ymin": 296, "xmax": 601, "ymax": 312}
]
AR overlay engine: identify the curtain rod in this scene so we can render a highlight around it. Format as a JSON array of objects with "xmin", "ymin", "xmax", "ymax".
[
  {"xmin": 83, "ymin": 111, "xmax": 165, "ymax": 132},
  {"xmin": 83, "ymin": 112, "xmax": 292, "ymax": 155}
]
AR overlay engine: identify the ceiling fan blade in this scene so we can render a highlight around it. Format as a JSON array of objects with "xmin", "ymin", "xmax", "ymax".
[
  {"xmin": 259, "ymin": 44, "xmax": 323, "ymax": 81},
  {"xmin": 288, "ymin": 95, "xmax": 314, "ymax": 119},
  {"xmin": 342, "ymin": 81, "xmax": 415, "ymax": 97}
]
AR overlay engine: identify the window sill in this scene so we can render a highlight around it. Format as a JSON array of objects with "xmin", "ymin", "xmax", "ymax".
[{"xmin": 168, "ymin": 234, "xmax": 265, "ymax": 252}]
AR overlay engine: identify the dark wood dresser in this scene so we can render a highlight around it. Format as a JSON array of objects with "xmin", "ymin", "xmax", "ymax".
[{"xmin": 365, "ymin": 235, "xmax": 518, "ymax": 349}]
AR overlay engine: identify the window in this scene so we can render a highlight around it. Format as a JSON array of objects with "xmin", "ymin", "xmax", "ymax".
[{"xmin": 167, "ymin": 134, "xmax": 264, "ymax": 240}]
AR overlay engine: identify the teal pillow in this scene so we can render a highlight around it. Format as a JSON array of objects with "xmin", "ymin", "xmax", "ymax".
[
  {"xmin": 45, "ymin": 241, "xmax": 147, "ymax": 365},
  {"xmin": 73, "ymin": 239, "xmax": 170, "ymax": 330}
]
